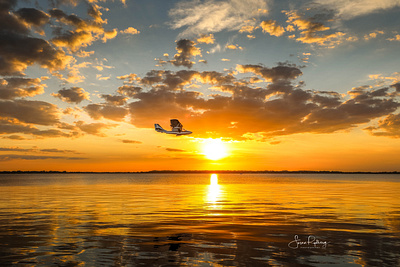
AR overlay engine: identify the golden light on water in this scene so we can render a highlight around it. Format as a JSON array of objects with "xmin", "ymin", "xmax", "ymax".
[
  {"xmin": 210, "ymin": 173, "xmax": 218, "ymax": 185},
  {"xmin": 207, "ymin": 174, "xmax": 221, "ymax": 205},
  {"xmin": 202, "ymin": 139, "xmax": 228, "ymax": 160}
]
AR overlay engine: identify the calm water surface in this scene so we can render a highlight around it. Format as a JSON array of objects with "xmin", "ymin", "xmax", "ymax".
[{"xmin": 0, "ymin": 173, "xmax": 399, "ymax": 266}]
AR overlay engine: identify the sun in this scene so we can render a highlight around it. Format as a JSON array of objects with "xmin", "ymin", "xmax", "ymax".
[{"xmin": 202, "ymin": 139, "xmax": 228, "ymax": 160}]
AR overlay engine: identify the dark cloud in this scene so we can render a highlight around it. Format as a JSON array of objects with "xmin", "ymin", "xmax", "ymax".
[
  {"xmin": 237, "ymin": 63, "xmax": 303, "ymax": 82},
  {"xmin": 0, "ymin": 118, "xmax": 77, "ymax": 138},
  {"xmin": 75, "ymin": 121, "xmax": 116, "ymax": 136},
  {"xmin": 0, "ymin": 78, "xmax": 45, "ymax": 99},
  {"xmin": 117, "ymin": 85, "xmax": 142, "ymax": 97},
  {"xmin": 122, "ymin": 139, "xmax": 142, "ymax": 144},
  {"xmin": 0, "ymin": 100, "xmax": 60, "ymax": 125},
  {"xmin": 169, "ymin": 39, "xmax": 201, "ymax": 68},
  {"xmin": 15, "ymin": 8, "xmax": 50, "ymax": 28},
  {"xmin": 0, "ymin": 31, "xmax": 71, "ymax": 76},
  {"xmin": 0, "ymin": 147, "xmax": 80, "ymax": 154},
  {"xmin": 84, "ymin": 104, "xmax": 128, "ymax": 121},
  {"xmin": 124, "ymin": 64, "xmax": 400, "ymax": 140},
  {"xmin": 101, "ymin": 94, "xmax": 128, "ymax": 106},
  {"xmin": 49, "ymin": 6, "xmax": 116, "ymax": 52},
  {"xmin": 165, "ymin": 148, "xmax": 186, "ymax": 152},
  {"xmin": 0, "ymin": 154, "xmax": 87, "ymax": 161},
  {"xmin": 52, "ymin": 87, "xmax": 90, "ymax": 103}
]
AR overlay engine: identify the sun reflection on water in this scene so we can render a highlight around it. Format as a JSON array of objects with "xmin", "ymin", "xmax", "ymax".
[{"xmin": 206, "ymin": 174, "xmax": 222, "ymax": 207}]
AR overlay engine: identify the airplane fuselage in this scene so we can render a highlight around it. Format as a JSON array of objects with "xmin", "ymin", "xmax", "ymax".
[{"xmin": 164, "ymin": 130, "xmax": 192, "ymax": 136}]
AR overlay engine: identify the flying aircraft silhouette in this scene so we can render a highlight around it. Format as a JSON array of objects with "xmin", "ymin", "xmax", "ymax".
[{"xmin": 154, "ymin": 119, "xmax": 192, "ymax": 136}]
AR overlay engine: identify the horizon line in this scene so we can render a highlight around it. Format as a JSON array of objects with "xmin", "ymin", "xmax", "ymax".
[{"xmin": 1, "ymin": 170, "xmax": 399, "ymax": 174}]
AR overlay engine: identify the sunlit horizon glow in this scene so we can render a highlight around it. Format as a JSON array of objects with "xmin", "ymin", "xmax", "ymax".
[
  {"xmin": 1, "ymin": 0, "xmax": 400, "ymax": 171},
  {"xmin": 202, "ymin": 139, "xmax": 229, "ymax": 161}
]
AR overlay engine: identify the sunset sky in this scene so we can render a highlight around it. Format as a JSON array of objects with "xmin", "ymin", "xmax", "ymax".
[{"xmin": 1, "ymin": 0, "xmax": 400, "ymax": 171}]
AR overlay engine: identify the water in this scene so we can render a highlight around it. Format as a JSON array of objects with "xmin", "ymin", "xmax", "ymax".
[{"xmin": 0, "ymin": 173, "xmax": 399, "ymax": 266}]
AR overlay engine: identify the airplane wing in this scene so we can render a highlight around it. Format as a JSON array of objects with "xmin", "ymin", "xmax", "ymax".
[{"xmin": 170, "ymin": 119, "xmax": 183, "ymax": 131}]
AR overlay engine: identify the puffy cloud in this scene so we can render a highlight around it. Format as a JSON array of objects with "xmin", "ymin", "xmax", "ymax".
[
  {"xmin": 0, "ymin": 78, "xmax": 45, "ymax": 99},
  {"xmin": 169, "ymin": 39, "xmax": 201, "ymax": 68},
  {"xmin": 52, "ymin": 87, "xmax": 90, "ymax": 104},
  {"xmin": 387, "ymin": 34, "xmax": 400, "ymax": 42},
  {"xmin": 124, "ymin": 64, "xmax": 400, "ymax": 140},
  {"xmin": 101, "ymin": 94, "xmax": 128, "ymax": 105},
  {"xmin": 237, "ymin": 63, "xmax": 302, "ymax": 82},
  {"xmin": 366, "ymin": 113, "xmax": 400, "ymax": 138},
  {"xmin": 49, "ymin": 7, "xmax": 117, "ymax": 52},
  {"xmin": 226, "ymin": 44, "xmax": 243, "ymax": 50},
  {"xmin": 120, "ymin": 27, "xmax": 140, "ymax": 35},
  {"xmin": 314, "ymin": 0, "xmax": 400, "ymax": 20},
  {"xmin": 260, "ymin": 20, "xmax": 285, "ymax": 37},
  {"xmin": 84, "ymin": 104, "xmax": 128, "ymax": 121},
  {"xmin": 0, "ymin": 31, "xmax": 72, "ymax": 76},
  {"xmin": 364, "ymin": 30, "xmax": 385, "ymax": 40},
  {"xmin": 197, "ymin": 34, "xmax": 215, "ymax": 44},
  {"xmin": 14, "ymin": 8, "xmax": 50, "ymax": 27},
  {"xmin": 169, "ymin": 0, "xmax": 269, "ymax": 36},
  {"xmin": 0, "ymin": 100, "xmax": 61, "ymax": 126},
  {"xmin": 75, "ymin": 121, "xmax": 117, "ymax": 136},
  {"xmin": 117, "ymin": 85, "xmax": 142, "ymax": 97}
]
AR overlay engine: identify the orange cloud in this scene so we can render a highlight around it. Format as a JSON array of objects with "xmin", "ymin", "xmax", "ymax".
[
  {"xmin": 260, "ymin": 20, "xmax": 285, "ymax": 37},
  {"xmin": 197, "ymin": 34, "xmax": 215, "ymax": 44},
  {"xmin": 0, "ymin": 78, "xmax": 45, "ymax": 99}
]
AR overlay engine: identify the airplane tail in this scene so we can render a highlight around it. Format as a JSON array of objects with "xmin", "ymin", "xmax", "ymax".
[{"xmin": 154, "ymin": 124, "xmax": 166, "ymax": 133}]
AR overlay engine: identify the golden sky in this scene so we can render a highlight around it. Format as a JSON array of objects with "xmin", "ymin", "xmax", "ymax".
[{"xmin": 1, "ymin": 0, "xmax": 400, "ymax": 171}]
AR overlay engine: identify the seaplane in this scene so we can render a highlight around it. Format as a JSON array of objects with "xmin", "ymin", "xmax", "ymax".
[{"xmin": 154, "ymin": 119, "xmax": 192, "ymax": 136}]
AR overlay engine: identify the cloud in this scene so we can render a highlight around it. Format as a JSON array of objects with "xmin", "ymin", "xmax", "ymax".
[
  {"xmin": 120, "ymin": 27, "xmax": 140, "ymax": 35},
  {"xmin": 75, "ymin": 121, "xmax": 117, "ymax": 136},
  {"xmin": 237, "ymin": 63, "xmax": 302, "ymax": 82},
  {"xmin": 124, "ymin": 64, "xmax": 400, "ymax": 140},
  {"xmin": 387, "ymin": 34, "xmax": 400, "ymax": 42},
  {"xmin": 314, "ymin": 0, "xmax": 400, "ymax": 20},
  {"xmin": 101, "ymin": 94, "xmax": 128, "ymax": 105},
  {"xmin": 0, "ymin": 147, "xmax": 80, "ymax": 154},
  {"xmin": 283, "ymin": 10, "xmax": 346, "ymax": 47},
  {"xmin": 169, "ymin": 0, "xmax": 269, "ymax": 36},
  {"xmin": 364, "ymin": 30, "xmax": 385, "ymax": 40},
  {"xmin": 49, "ymin": 7, "xmax": 116, "ymax": 52},
  {"xmin": 366, "ymin": 113, "xmax": 400, "ymax": 138},
  {"xmin": 0, "ymin": 118, "xmax": 77, "ymax": 138},
  {"xmin": 0, "ymin": 31, "xmax": 72, "ymax": 76},
  {"xmin": 52, "ymin": 87, "xmax": 90, "ymax": 104},
  {"xmin": 0, "ymin": 3, "xmax": 73, "ymax": 76},
  {"xmin": 260, "ymin": 20, "xmax": 285, "ymax": 37},
  {"xmin": 14, "ymin": 7, "xmax": 50, "ymax": 33},
  {"xmin": 0, "ymin": 154, "xmax": 87, "ymax": 161},
  {"xmin": 197, "ymin": 34, "xmax": 215, "ymax": 44},
  {"xmin": 84, "ymin": 104, "xmax": 128, "ymax": 121},
  {"xmin": 117, "ymin": 85, "xmax": 142, "ymax": 97},
  {"xmin": 165, "ymin": 148, "xmax": 186, "ymax": 152},
  {"xmin": 169, "ymin": 39, "xmax": 201, "ymax": 68},
  {"xmin": 122, "ymin": 139, "xmax": 142, "ymax": 144},
  {"xmin": 0, "ymin": 78, "xmax": 45, "ymax": 99},
  {"xmin": 0, "ymin": 100, "xmax": 61, "ymax": 126}
]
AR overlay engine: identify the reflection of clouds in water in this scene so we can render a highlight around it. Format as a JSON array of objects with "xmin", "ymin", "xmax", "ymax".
[{"xmin": 1, "ymin": 173, "xmax": 400, "ymax": 266}]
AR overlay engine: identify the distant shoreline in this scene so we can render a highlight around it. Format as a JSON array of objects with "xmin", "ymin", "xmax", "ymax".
[{"xmin": 1, "ymin": 170, "xmax": 399, "ymax": 174}]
